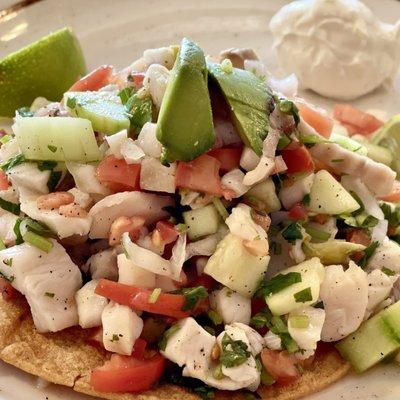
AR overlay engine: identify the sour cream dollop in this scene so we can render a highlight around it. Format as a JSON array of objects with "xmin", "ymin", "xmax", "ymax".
[{"xmin": 269, "ymin": 0, "xmax": 400, "ymax": 100}]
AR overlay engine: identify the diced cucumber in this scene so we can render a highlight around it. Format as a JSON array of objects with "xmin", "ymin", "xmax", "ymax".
[
  {"xmin": 303, "ymin": 240, "xmax": 365, "ymax": 265},
  {"xmin": 204, "ymin": 233, "xmax": 269, "ymax": 297},
  {"xmin": 64, "ymin": 91, "xmax": 130, "ymax": 135},
  {"xmin": 265, "ymin": 257, "xmax": 325, "ymax": 316},
  {"xmin": 13, "ymin": 116, "xmax": 101, "ymax": 162},
  {"xmin": 244, "ymin": 178, "xmax": 281, "ymax": 212},
  {"xmin": 336, "ymin": 301, "xmax": 400, "ymax": 373},
  {"xmin": 365, "ymin": 142, "xmax": 393, "ymax": 166},
  {"xmin": 183, "ymin": 204, "xmax": 221, "ymax": 240},
  {"xmin": 308, "ymin": 170, "xmax": 360, "ymax": 215},
  {"xmin": 330, "ymin": 133, "xmax": 367, "ymax": 155}
]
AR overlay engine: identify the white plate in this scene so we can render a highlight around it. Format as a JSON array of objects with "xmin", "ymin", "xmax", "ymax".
[{"xmin": 1, "ymin": 0, "xmax": 400, "ymax": 399}]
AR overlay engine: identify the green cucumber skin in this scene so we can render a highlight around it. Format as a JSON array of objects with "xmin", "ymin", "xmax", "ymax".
[{"xmin": 183, "ymin": 204, "xmax": 220, "ymax": 241}]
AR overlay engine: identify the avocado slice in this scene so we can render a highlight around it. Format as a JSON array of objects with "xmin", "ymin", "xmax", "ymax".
[
  {"xmin": 208, "ymin": 62, "xmax": 272, "ymax": 156},
  {"xmin": 371, "ymin": 114, "xmax": 400, "ymax": 176},
  {"xmin": 336, "ymin": 301, "xmax": 400, "ymax": 373},
  {"xmin": 156, "ymin": 38, "xmax": 214, "ymax": 162},
  {"xmin": 64, "ymin": 91, "xmax": 130, "ymax": 135},
  {"xmin": 0, "ymin": 27, "xmax": 86, "ymax": 117}
]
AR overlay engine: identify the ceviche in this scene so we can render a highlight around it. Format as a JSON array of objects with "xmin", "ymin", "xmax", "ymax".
[{"xmin": 1, "ymin": 37, "xmax": 400, "ymax": 399}]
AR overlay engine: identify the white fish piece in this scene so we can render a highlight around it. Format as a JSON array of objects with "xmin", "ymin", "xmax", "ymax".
[
  {"xmin": 68, "ymin": 187, "xmax": 93, "ymax": 210},
  {"xmin": 137, "ymin": 122, "xmax": 163, "ymax": 158},
  {"xmin": 367, "ymin": 237, "xmax": 400, "ymax": 273},
  {"xmin": 365, "ymin": 269, "xmax": 397, "ymax": 319},
  {"xmin": 320, "ymin": 262, "xmax": 368, "ymax": 342},
  {"xmin": 117, "ymin": 253, "xmax": 156, "ymax": 288},
  {"xmin": 66, "ymin": 162, "xmax": 111, "ymax": 198},
  {"xmin": 0, "ymin": 240, "xmax": 82, "ymax": 332},
  {"xmin": 102, "ymin": 301, "xmax": 143, "ymax": 355},
  {"xmin": 88, "ymin": 191, "xmax": 173, "ymax": 239},
  {"xmin": 210, "ymin": 288, "xmax": 251, "ymax": 325},
  {"xmin": 221, "ymin": 169, "xmax": 249, "ymax": 198},
  {"xmin": 143, "ymin": 64, "xmax": 170, "ymax": 109},
  {"xmin": 120, "ymin": 138, "xmax": 145, "ymax": 164},
  {"xmin": 288, "ymin": 306, "xmax": 325, "ymax": 351},
  {"xmin": 279, "ymin": 173, "xmax": 314, "ymax": 210},
  {"xmin": 226, "ymin": 203, "xmax": 268, "ymax": 242},
  {"xmin": 310, "ymin": 143, "xmax": 395, "ymax": 196},
  {"xmin": 8, "ymin": 163, "xmax": 50, "ymax": 200},
  {"xmin": 105, "ymin": 129, "xmax": 128, "ymax": 158},
  {"xmin": 0, "ymin": 209, "xmax": 18, "ymax": 245},
  {"xmin": 240, "ymin": 147, "xmax": 260, "ymax": 171},
  {"xmin": 86, "ymin": 248, "xmax": 118, "ymax": 281},
  {"xmin": 229, "ymin": 322, "xmax": 264, "ymax": 357},
  {"xmin": 0, "ymin": 139, "xmax": 19, "ymax": 164},
  {"xmin": 140, "ymin": 157, "xmax": 176, "ymax": 194},
  {"xmin": 264, "ymin": 331, "xmax": 282, "ymax": 351},
  {"xmin": 75, "ymin": 279, "xmax": 108, "ymax": 328},
  {"xmin": 0, "ymin": 186, "xmax": 19, "ymax": 204},
  {"xmin": 131, "ymin": 46, "xmax": 176, "ymax": 71},
  {"xmin": 21, "ymin": 198, "xmax": 92, "ymax": 239}
]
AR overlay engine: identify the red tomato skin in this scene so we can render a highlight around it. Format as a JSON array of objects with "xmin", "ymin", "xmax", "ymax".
[
  {"xmin": 288, "ymin": 203, "xmax": 308, "ymax": 220},
  {"xmin": 207, "ymin": 147, "xmax": 242, "ymax": 172},
  {"xmin": 298, "ymin": 104, "xmax": 333, "ymax": 138},
  {"xmin": 131, "ymin": 338, "xmax": 147, "ymax": 359},
  {"xmin": 261, "ymin": 349, "xmax": 301, "ymax": 386},
  {"xmin": 189, "ymin": 274, "xmax": 217, "ymax": 291},
  {"xmin": 0, "ymin": 278, "xmax": 17, "ymax": 301},
  {"xmin": 281, "ymin": 145, "xmax": 314, "ymax": 174},
  {"xmin": 155, "ymin": 221, "xmax": 179, "ymax": 244},
  {"xmin": 69, "ymin": 65, "xmax": 113, "ymax": 92},
  {"xmin": 95, "ymin": 279, "xmax": 189, "ymax": 319},
  {"xmin": 379, "ymin": 180, "xmax": 400, "ymax": 203},
  {"xmin": 90, "ymin": 353, "xmax": 165, "ymax": 393},
  {"xmin": 0, "ymin": 170, "xmax": 8, "ymax": 190},
  {"xmin": 176, "ymin": 154, "xmax": 223, "ymax": 195},
  {"xmin": 333, "ymin": 104, "xmax": 383, "ymax": 135},
  {"xmin": 97, "ymin": 155, "xmax": 141, "ymax": 192}
]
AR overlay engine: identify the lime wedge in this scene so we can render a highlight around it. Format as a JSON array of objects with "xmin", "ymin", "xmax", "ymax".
[{"xmin": 0, "ymin": 27, "xmax": 86, "ymax": 117}]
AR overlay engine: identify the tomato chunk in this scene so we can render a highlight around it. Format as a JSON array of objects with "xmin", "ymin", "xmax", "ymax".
[
  {"xmin": 69, "ymin": 65, "xmax": 113, "ymax": 92},
  {"xmin": 281, "ymin": 145, "xmax": 314, "ymax": 174},
  {"xmin": 97, "ymin": 155, "xmax": 141, "ymax": 192},
  {"xmin": 0, "ymin": 278, "xmax": 17, "ymax": 301},
  {"xmin": 176, "ymin": 154, "xmax": 223, "ymax": 195},
  {"xmin": 155, "ymin": 221, "xmax": 179, "ymax": 245},
  {"xmin": 298, "ymin": 103, "xmax": 333, "ymax": 138},
  {"xmin": 95, "ymin": 279, "xmax": 189, "ymax": 319},
  {"xmin": 288, "ymin": 203, "xmax": 308, "ymax": 220},
  {"xmin": 91, "ymin": 352, "xmax": 165, "ymax": 393},
  {"xmin": 0, "ymin": 170, "xmax": 9, "ymax": 190},
  {"xmin": 261, "ymin": 349, "xmax": 301, "ymax": 386},
  {"xmin": 379, "ymin": 180, "xmax": 400, "ymax": 203},
  {"xmin": 333, "ymin": 104, "xmax": 383, "ymax": 136},
  {"xmin": 346, "ymin": 229, "xmax": 371, "ymax": 246},
  {"xmin": 207, "ymin": 147, "xmax": 242, "ymax": 172}
]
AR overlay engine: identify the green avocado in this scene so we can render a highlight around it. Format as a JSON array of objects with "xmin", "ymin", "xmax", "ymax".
[
  {"xmin": 208, "ymin": 62, "xmax": 272, "ymax": 156},
  {"xmin": 64, "ymin": 91, "xmax": 130, "ymax": 135},
  {"xmin": 156, "ymin": 38, "xmax": 214, "ymax": 162},
  {"xmin": 0, "ymin": 27, "xmax": 86, "ymax": 117},
  {"xmin": 371, "ymin": 114, "xmax": 400, "ymax": 176}
]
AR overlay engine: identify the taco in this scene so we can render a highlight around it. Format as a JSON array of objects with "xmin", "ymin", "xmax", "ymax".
[{"xmin": 0, "ymin": 36, "xmax": 399, "ymax": 400}]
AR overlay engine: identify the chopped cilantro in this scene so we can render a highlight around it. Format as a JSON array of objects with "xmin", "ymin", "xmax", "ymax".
[
  {"xmin": 1, "ymin": 154, "xmax": 26, "ymax": 172},
  {"xmin": 181, "ymin": 286, "xmax": 208, "ymax": 311},
  {"xmin": 0, "ymin": 198, "xmax": 20, "ymax": 215},
  {"xmin": 276, "ymin": 98, "xmax": 300, "ymax": 125},
  {"xmin": 111, "ymin": 334, "xmax": 120, "ymax": 342},
  {"xmin": 3, "ymin": 258, "xmax": 12, "ymax": 267},
  {"xmin": 358, "ymin": 241, "xmax": 379, "ymax": 268},
  {"xmin": 255, "ymin": 272, "xmax": 302, "ymax": 298},
  {"xmin": 302, "ymin": 194, "xmax": 311, "ymax": 206},
  {"xmin": 220, "ymin": 333, "xmax": 251, "ymax": 368},
  {"xmin": 47, "ymin": 145, "xmax": 57, "ymax": 153},
  {"xmin": 207, "ymin": 310, "xmax": 223, "ymax": 325},
  {"xmin": 193, "ymin": 385, "xmax": 215, "ymax": 400},
  {"xmin": 382, "ymin": 267, "xmax": 395, "ymax": 276},
  {"xmin": 281, "ymin": 222, "xmax": 303, "ymax": 244},
  {"xmin": 17, "ymin": 107, "xmax": 34, "ymax": 117},
  {"xmin": 277, "ymin": 135, "xmax": 291, "ymax": 150},
  {"xmin": 44, "ymin": 292, "xmax": 55, "ymax": 298},
  {"xmin": 66, "ymin": 97, "xmax": 77, "ymax": 109},
  {"xmin": 125, "ymin": 92, "xmax": 153, "ymax": 132},
  {"xmin": 250, "ymin": 308, "xmax": 273, "ymax": 329},
  {"xmin": 118, "ymin": 87, "xmax": 133, "ymax": 105}
]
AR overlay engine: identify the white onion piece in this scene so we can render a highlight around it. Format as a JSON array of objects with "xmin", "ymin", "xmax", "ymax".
[{"xmin": 268, "ymin": 73, "xmax": 298, "ymax": 98}]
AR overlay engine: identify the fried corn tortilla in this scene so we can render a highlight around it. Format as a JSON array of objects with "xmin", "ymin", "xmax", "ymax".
[{"xmin": 0, "ymin": 297, "xmax": 350, "ymax": 400}]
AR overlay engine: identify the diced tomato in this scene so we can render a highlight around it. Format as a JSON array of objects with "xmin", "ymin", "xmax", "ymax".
[
  {"xmin": 131, "ymin": 73, "xmax": 145, "ymax": 88},
  {"xmin": 207, "ymin": 147, "xmax": 242, "ymax": 172},
  {"xmin": 281, "ymin": 145, "xmax": 314, "ymax": 174},
  {"xmin": 261, "ymin": 349, "xmax": 301, "ymax": 386},
  {"xmin": 0, "ymin": 170, "xmax": 9, "ymax": 190},
  {"xmin": 346, "ymin": 229, "xmax": 371, "ymax": 247},
  {"xmin": 97, "ymin": 155, "xmax": 141, "ymax": 192},
  {"xmin": 176, "ymin": 154, "xmax": 223, "ymax": 195},
  {"xmin": 95, "ymin": 279, "xmax": 189, "ymax": 319},
  {"xmin": 378, "ymin": 180, "xmax": 400, "ymax": 203},
  {"xmin": 155, "ymin": 221, "xmax": 179, "ymax": 245},
  {"xmin": 312, "ymin": 214, "xmax": 329, "ymax": 225},
  {"xmin": 333, "ymin": 104, "xmax": 383, "ymax": 136},
  {"xmin": 90, "ymin": 352, "xmax": 165, "ymax": 393},
  {"xmin": 0, "ymin": 278, "xmax": 17, "ymax": 301},
  {"xmin": 251, "ymin": 298, "xmax": 266, "ymax": 316},
  {"xmin": 298, "ymin": 103, "xmax": 333, "ymax": 138},
  {"xmin": 69, "ymin": 65, "xmax": 113, "ymax": 92},
  {"xmin": 131, "ymin": 338, "xmax": 147, "ymax": 359},
  {"xmin": 288, "ymin": 203, "xmax": 308, "ymax": 220}
]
